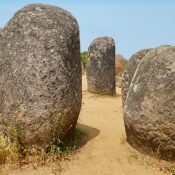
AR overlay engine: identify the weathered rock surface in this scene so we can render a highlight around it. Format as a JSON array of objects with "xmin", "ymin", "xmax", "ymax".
[
  {"xmin": 124, "ymin": 45, "xmax": 175, "ymax": 160},
  {"xmin": 0, "ymin": 28, "xmax": 2, "ymax": 37},
  {"xmin": 0, "ymin": 4, "xmax": 81, "ymax": 148},
  {"xmin": 121, "ymin": 48, "xmax": 152, "ymax": 107},
  {"xmin": 86, "ymin": 37, "xmax": 116, "ymax": 95},
  {"xmin": 115, "ymin": 76, "xmax": 122, "ymax": 88},
  {"xmin": 115, "ymin": 54, "xmax": 125, "ymax": 77}
]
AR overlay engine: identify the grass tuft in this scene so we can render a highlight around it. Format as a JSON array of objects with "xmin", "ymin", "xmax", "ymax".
[{"xmin": 0, "ymin": 110, "xmax": 87, "ymax": 171}]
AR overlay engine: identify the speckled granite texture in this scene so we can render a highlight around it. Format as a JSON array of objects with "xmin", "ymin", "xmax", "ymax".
[
  {"xmin": 124, "ymin": 45, "xmax": 175, "ymax": 160},
  {"xmin": 86, "ymin": 37, "xmax": 116, "ymax": 95},
  {"xmin": 0, "ymin": 4, "xmax": 82, "ymax": 148}
]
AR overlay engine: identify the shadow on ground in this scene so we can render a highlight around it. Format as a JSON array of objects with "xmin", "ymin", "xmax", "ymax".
[{"xmin": 76, "ymin": 123, "xmax": 100, "ymax": 146}]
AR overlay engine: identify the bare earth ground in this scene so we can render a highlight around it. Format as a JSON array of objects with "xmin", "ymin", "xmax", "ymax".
[{"xmin": 2, "ymin": 75, "xmax": 170, "ymax": 175}]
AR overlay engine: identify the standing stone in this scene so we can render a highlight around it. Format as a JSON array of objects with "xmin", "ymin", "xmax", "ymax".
[
  {"xmin": 86, "ymin": 37, "xmax": 116, "ymax": 95},
  {"xmin": 124, "ymin": 45, "xmax": 175, "ymax": 160},
  {"xmin": 0, "ymin": 4, "xmax": 81, "ymax": 149},
  {"xmin": 115, "ymin": 76, "xmax": 122, "ymax": 88},
  {"xmin": 121, "ymin": 48, "xmax": 152, "ymax": 107},
  {"xmin": 115, "ymin": 54, "xmax": 126, "ymax": 77},
  {"xmin": 0, "ymin": 28, "xmax": 2, "ymax": 38}
]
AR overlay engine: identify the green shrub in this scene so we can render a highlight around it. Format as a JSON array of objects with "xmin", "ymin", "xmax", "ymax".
[{"xmin": 80, "ymin": 51, "xmax": 88, "ymax": 69}]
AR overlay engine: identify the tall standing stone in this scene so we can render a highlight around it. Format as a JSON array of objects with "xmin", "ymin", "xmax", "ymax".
[
  {"xmin": 0, "ymin": 28, "xmax": 2, "ymax": 37},
  {"xmin": 115, "ymin": 54, "xmax": 126, "ymax": 77},
  {"xmin": 121, "ymin": 48, "xmax": 152, "ymax": 107},
  {"xmin": 0, "ymin": 4, "xmax": 81, "ymax": 149},
  {"xmin": 86, "ymin": 37, "xmax": 116, "ymax": 95},
  {"xmin": 124, "ymin": 45, "xmax": 175, "ymax": 160}
]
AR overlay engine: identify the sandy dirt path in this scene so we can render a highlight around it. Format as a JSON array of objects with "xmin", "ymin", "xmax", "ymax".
[{"xmin": 3, "ymin": 75, "xmax": 168, "ymax": 175}]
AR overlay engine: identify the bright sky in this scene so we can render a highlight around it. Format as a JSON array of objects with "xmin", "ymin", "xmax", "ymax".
[{"xmin": 0, "ymin": 0, "xmax": 175, "ymax": 59}]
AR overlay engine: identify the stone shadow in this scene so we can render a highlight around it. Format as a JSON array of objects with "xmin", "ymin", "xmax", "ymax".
[{"xmin": 76, "ymin": 123, "xmax": 100, "ymax": 146}]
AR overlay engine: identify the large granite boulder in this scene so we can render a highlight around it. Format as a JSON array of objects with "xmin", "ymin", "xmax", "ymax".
[
  {"xmin": 0, "ymin": 28, "xmax": 2, "ymax": 37},
  {"xmin": 86, "ymin": 37, "xmax": 116, "ymax": 95},
  {"xmin": 124, "ymin": 45, "xmax": 175, "ymax": 160},
  {"xmin": 121, "ymin": 48, "xmax": 152, "ymax": 107},
  {"xmin": 115, "ymin": 54, "xmax": 125, "ymax": 77},
  {"xmin": 0, "ymin": 4, "xmax": 81, "ymax": 149}
]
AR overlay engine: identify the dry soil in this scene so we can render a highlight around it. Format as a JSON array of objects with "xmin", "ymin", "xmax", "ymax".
[{"xmin": 1, "ymin": 75, "xmax": 170, "ymax": 175}]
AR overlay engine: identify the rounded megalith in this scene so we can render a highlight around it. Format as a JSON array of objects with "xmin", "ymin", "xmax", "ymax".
[
  {"xmin": 121, "ymin": 48, "xmax": 152, "ymax": 107},
  {"xmin": 115, "ymin": 76, "xmax": 122, "ymax": 88},
  {"xmin": 115, "ymin": 54, "xmax": 126, "ymax": 77},
  {"xmin": 0, "ymin": 4, "xmax": 81, "ymax": 149},
  {"xmin": 124, "ymin": 45, "xmax": 175, "ymax": 160},
  {"xmin": 0, "ymin": 28, "xmax": 2, "ymax": 37},
  {"xmin": 86, "ymin": 37, "xmax": 116, "ymax": 95}
]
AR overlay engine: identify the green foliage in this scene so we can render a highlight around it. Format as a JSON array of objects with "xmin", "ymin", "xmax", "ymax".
[
  {"xmin": 46, "ymin": 109, "xmax": 68, "ymax": 157},
  {"xmin": 120, "ymin": 134, "xmax": 126, "ymax": 144},
  {"xmin": 80, "ymin": 51, "xmax": 88, "ymax": 68},
  {"xmin": 0, "ymin": 110, "xmax": 87, "ymax": 167},
  {"xmin": 129, "ymin": 149, "xmax": 138, "ymax": 159},
  {"xmin": 166, "ymin": 162, "xmax": 175, "ymax": 175},
  {"xmin": 49, "ymin": 128, "xmax": 87, "ymax": 157}
]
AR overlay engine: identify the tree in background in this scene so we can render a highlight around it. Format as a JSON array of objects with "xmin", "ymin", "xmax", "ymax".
[{"xmin": 80, "ymin": 51, "xmax": 88, "ymax": 69}]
